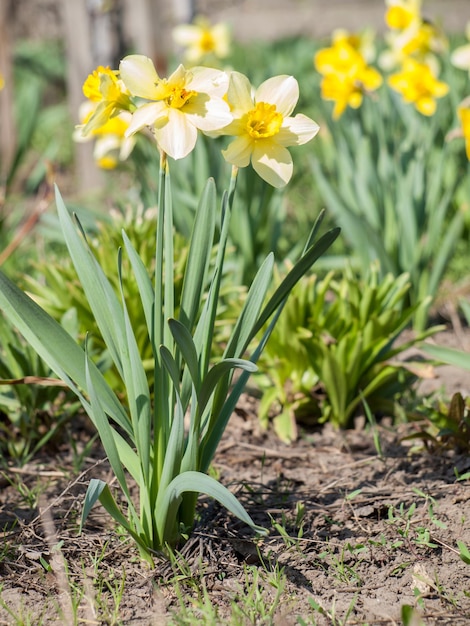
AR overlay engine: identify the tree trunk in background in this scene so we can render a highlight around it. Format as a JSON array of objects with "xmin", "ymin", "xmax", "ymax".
[
  {"xmin": 60, "ymin": 0, "xmax": 194, "ymax": 193},
  {"xmin": 61, "ymin": 0, "xmax": 103, "ymax": 192},
  {"xmin": 0, "ymin": 0, "xmax": 16, "ymax": 188}
]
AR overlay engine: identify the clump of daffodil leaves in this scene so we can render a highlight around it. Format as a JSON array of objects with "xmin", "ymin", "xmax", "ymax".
[{"xmin": 0, "ymin": 56, "xmax": 339, "ymax": 564}]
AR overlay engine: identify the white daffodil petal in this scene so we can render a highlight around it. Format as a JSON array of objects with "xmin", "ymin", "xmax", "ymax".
[
  {"xmin": 120, "ymin": 135, "xmax": 136, "ymax": 161},
  {"xmin": 222, "ymin": 135, "xmax": 253, "ymax": 168},
  {"xmin": 184, "ymin": 95, "xmax": 232, "ymax": 131},
  {"xmin": 119, "ymin": 55, "xmax": 160, "ymax": 99},
  {"xmin": 256, "ymin": 75, "xmax": 299, "ymax": 117},
  {"xmin": 154, "ymin": 109, "xmax": 198, "ymax": 160},
  {"xmin": 205, "ymin": 117, "xmax": 245, "ymax": 138},
  {"xmin": 278, "ymin": 114, "xmax": 320, "ymax": 147},
  {"xmin": 167, "ymin": 64, "xmax": 187, "ymax": 85},
  {"xmin": 188, "ymin": 67, "xmax": 229, "ymax": 96},
  {"xmin": 226, "ymin": 71, "xmax": 254, "ymax": 114},
  {"xmin": 94, "ymin": 134, "xmax": 120, "ymax": 161},
  {"xmin": 451, "ymin": 45, "xmax": 470, "ymax": 71},
  {"xmin": 252, "ymin": 143, "xmax": 293, "ymax": 188},
  {"xmin": 125, "ymin": 102, "xmax": 166, "ymax": 136}
]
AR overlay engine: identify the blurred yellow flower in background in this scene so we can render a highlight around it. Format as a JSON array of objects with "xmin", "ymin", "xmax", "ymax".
[
  {"xmin": 331, "ymin": 28, "xmax": 377, "ymax": 63},
  {"xmin": 0, "ymin": 74, "xmax": 4, "ymax": 91},
  {"xmin": 218, "ymin": 72, "xmax": 319, "ymax": 187},
  {"xmin": 387, "ymin": 57, "xmax": 449, "ymax": 115},
  {"xmin": 119, "ymin": 55, "xmax": 231, "ymax": 159},
  {"xmin": 74, "ymin": 101, "xmax": 136, "ymax": 169},
  {"xmin": 380, "ymin": 0, "xmax": 447, "ymax": 72},
  {"xmin": 458, "ymin": 98, "xmax": 470, "ymax": 160},
  {"xmin": 172, "ymin": 15, "xmax": 231, "ymax": 65},
  {"xmin": 80, "ymin": 66, "xmax": 133, "ymax": 135},
  {"xmin": 385, "ymin": 0, "xmax": 421, "ymax": 30},
  {"xmin": 315, "ymin": 37, "xmax": 383, "ymax": 119}
]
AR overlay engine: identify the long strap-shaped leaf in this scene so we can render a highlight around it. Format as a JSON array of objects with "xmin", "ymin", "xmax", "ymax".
[
  {"xmin": 55, "ymin": 186, "xmax": 126, "ymax": 380},
  {"xmin": 179, "ymin": 178, "xmax": 216, "ymax": 331},
  {"xmin": 81, "ymin": 479, "xmax": 153, "ymax": 565},
  {"xmin": 159, "ymin": 471, "xmax": 267, "ymax": 545},
  {"xmin": 0, "ymin": 271, "xmax": 132, "ymax": 437},
  {"xmin": 247, "ymin": 227, "xmax": 341, "ymax": 348},
  {"xmin": 200, "ymin": 225, "xmax": 341, "ymax": 471}
]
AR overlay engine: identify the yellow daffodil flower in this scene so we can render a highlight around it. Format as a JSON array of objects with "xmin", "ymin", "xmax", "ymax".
[
  {"xmin": 0, "ymin": 74, "xmax": 4, "ymax": 91},
  {"xmin": 216, "ymin": 72, "xmax": 319, "ymax": 188},
  {"xmin": 119, "ymin": 55, "xmax": 231, "ymax": 160},
  {"xmin": 380, "ymin": 19, "xmax": 447, "ymax": 72},
  {"xmin": 385, "ymin": 0, "xmax": 421, "ymax": 31},
  {"xmin": 331, "ymin": 28, "xmax": 376, "ymax": 63},
  {"xmin": 458, "ymin": 98, "xmax": 470, "ymax": 160},
  {"xmin": 80, "ymin": 66, "xmax": 133, "ymax": 136},
  {"xmin": 451, "ymin": 22, "xmax": 470, "ymax": 74},
  {"xmin": 387, "ymin": 57, "xmax": 449, "ymax": 115},
  {"xmin": 400, "ymin": 21, "xmax": 447, "ymax": 59},
  {"xmin": 172, "ymin": 15, "xmax": 231, "ymax": 65},
  {"xmin": 381, "ymin": 0, "xmax": 447, "ymax": 72},
  {"xmin": 74, "ymin": 101, "xmax": 136, "ymax": 169},
  {"xmin": 315, "ymin": 39, "xmax": 383, "ymax": 119}
]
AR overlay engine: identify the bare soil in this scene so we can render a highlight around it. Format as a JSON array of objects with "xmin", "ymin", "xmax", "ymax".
[{"xmin": 0, "ymin": 329, "xmax": 469, "ymax": 625}]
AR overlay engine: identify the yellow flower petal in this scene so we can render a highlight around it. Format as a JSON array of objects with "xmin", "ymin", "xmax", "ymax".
[{"xmin": 416, "ymin": 97, "xmax": 436, "ymax": 115}]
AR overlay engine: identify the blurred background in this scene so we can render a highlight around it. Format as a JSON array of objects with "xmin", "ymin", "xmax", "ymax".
[{"xmin": 1, "ymin": 0, "xmax": 470, "ymax": 194}]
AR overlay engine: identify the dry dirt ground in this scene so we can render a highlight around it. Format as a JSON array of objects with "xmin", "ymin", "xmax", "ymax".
[{"xmin": 0, "ymin": 329, "xmax": 469, "ymax": 625}]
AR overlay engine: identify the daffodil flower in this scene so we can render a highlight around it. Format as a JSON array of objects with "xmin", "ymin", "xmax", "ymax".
[
  {"xmin": 172, "ymin": 15, "xmax": 231, "ymax": 65},
  {"xmin": 0, "ymin": 73, "xmax": 4, "ymax": 91},
  {"xmin": 380, "ymin": 0, "xmax": 447, "ymax": 72},
  {"xmin": 119, "ymin": 55, "xmax": 231, "ymax": 160},
  {"xmin": 74, "ymin": 101, "xmax": 136, "ymax": 169},
  {"xmin": 216, "ymin": 72, "xmax": 319, "ymax": 188},
  {"xmin": 80, "ymin": 66, "xmax": 133, "ymax": 136},
  {"xmin": 387, "ymin": 57, "xmax": 449, "ymax": 115},
  {"xmin": 385, "ymin": 0, "xmax": 422, "ymax": 31},
  {"xmin": 331, "ymin": 28, "xmax": 377, "ymax": 63},
  {"xmin": 315, "ymin": 39, "xmax": 383, "ymax": 119},
  {"xmin": 380, "ymin": 19, "xmax": 447, "ymax": 72}
]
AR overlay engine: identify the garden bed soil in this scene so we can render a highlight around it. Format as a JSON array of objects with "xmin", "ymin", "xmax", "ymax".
[{"xmin": 0, "ymin": 329, "xmax": 469, "ymax": 625}]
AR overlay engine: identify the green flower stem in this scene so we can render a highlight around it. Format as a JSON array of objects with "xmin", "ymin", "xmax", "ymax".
[{"xmin": 153, "ymin": 149, "xmax": 169, "ymax": 500}]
